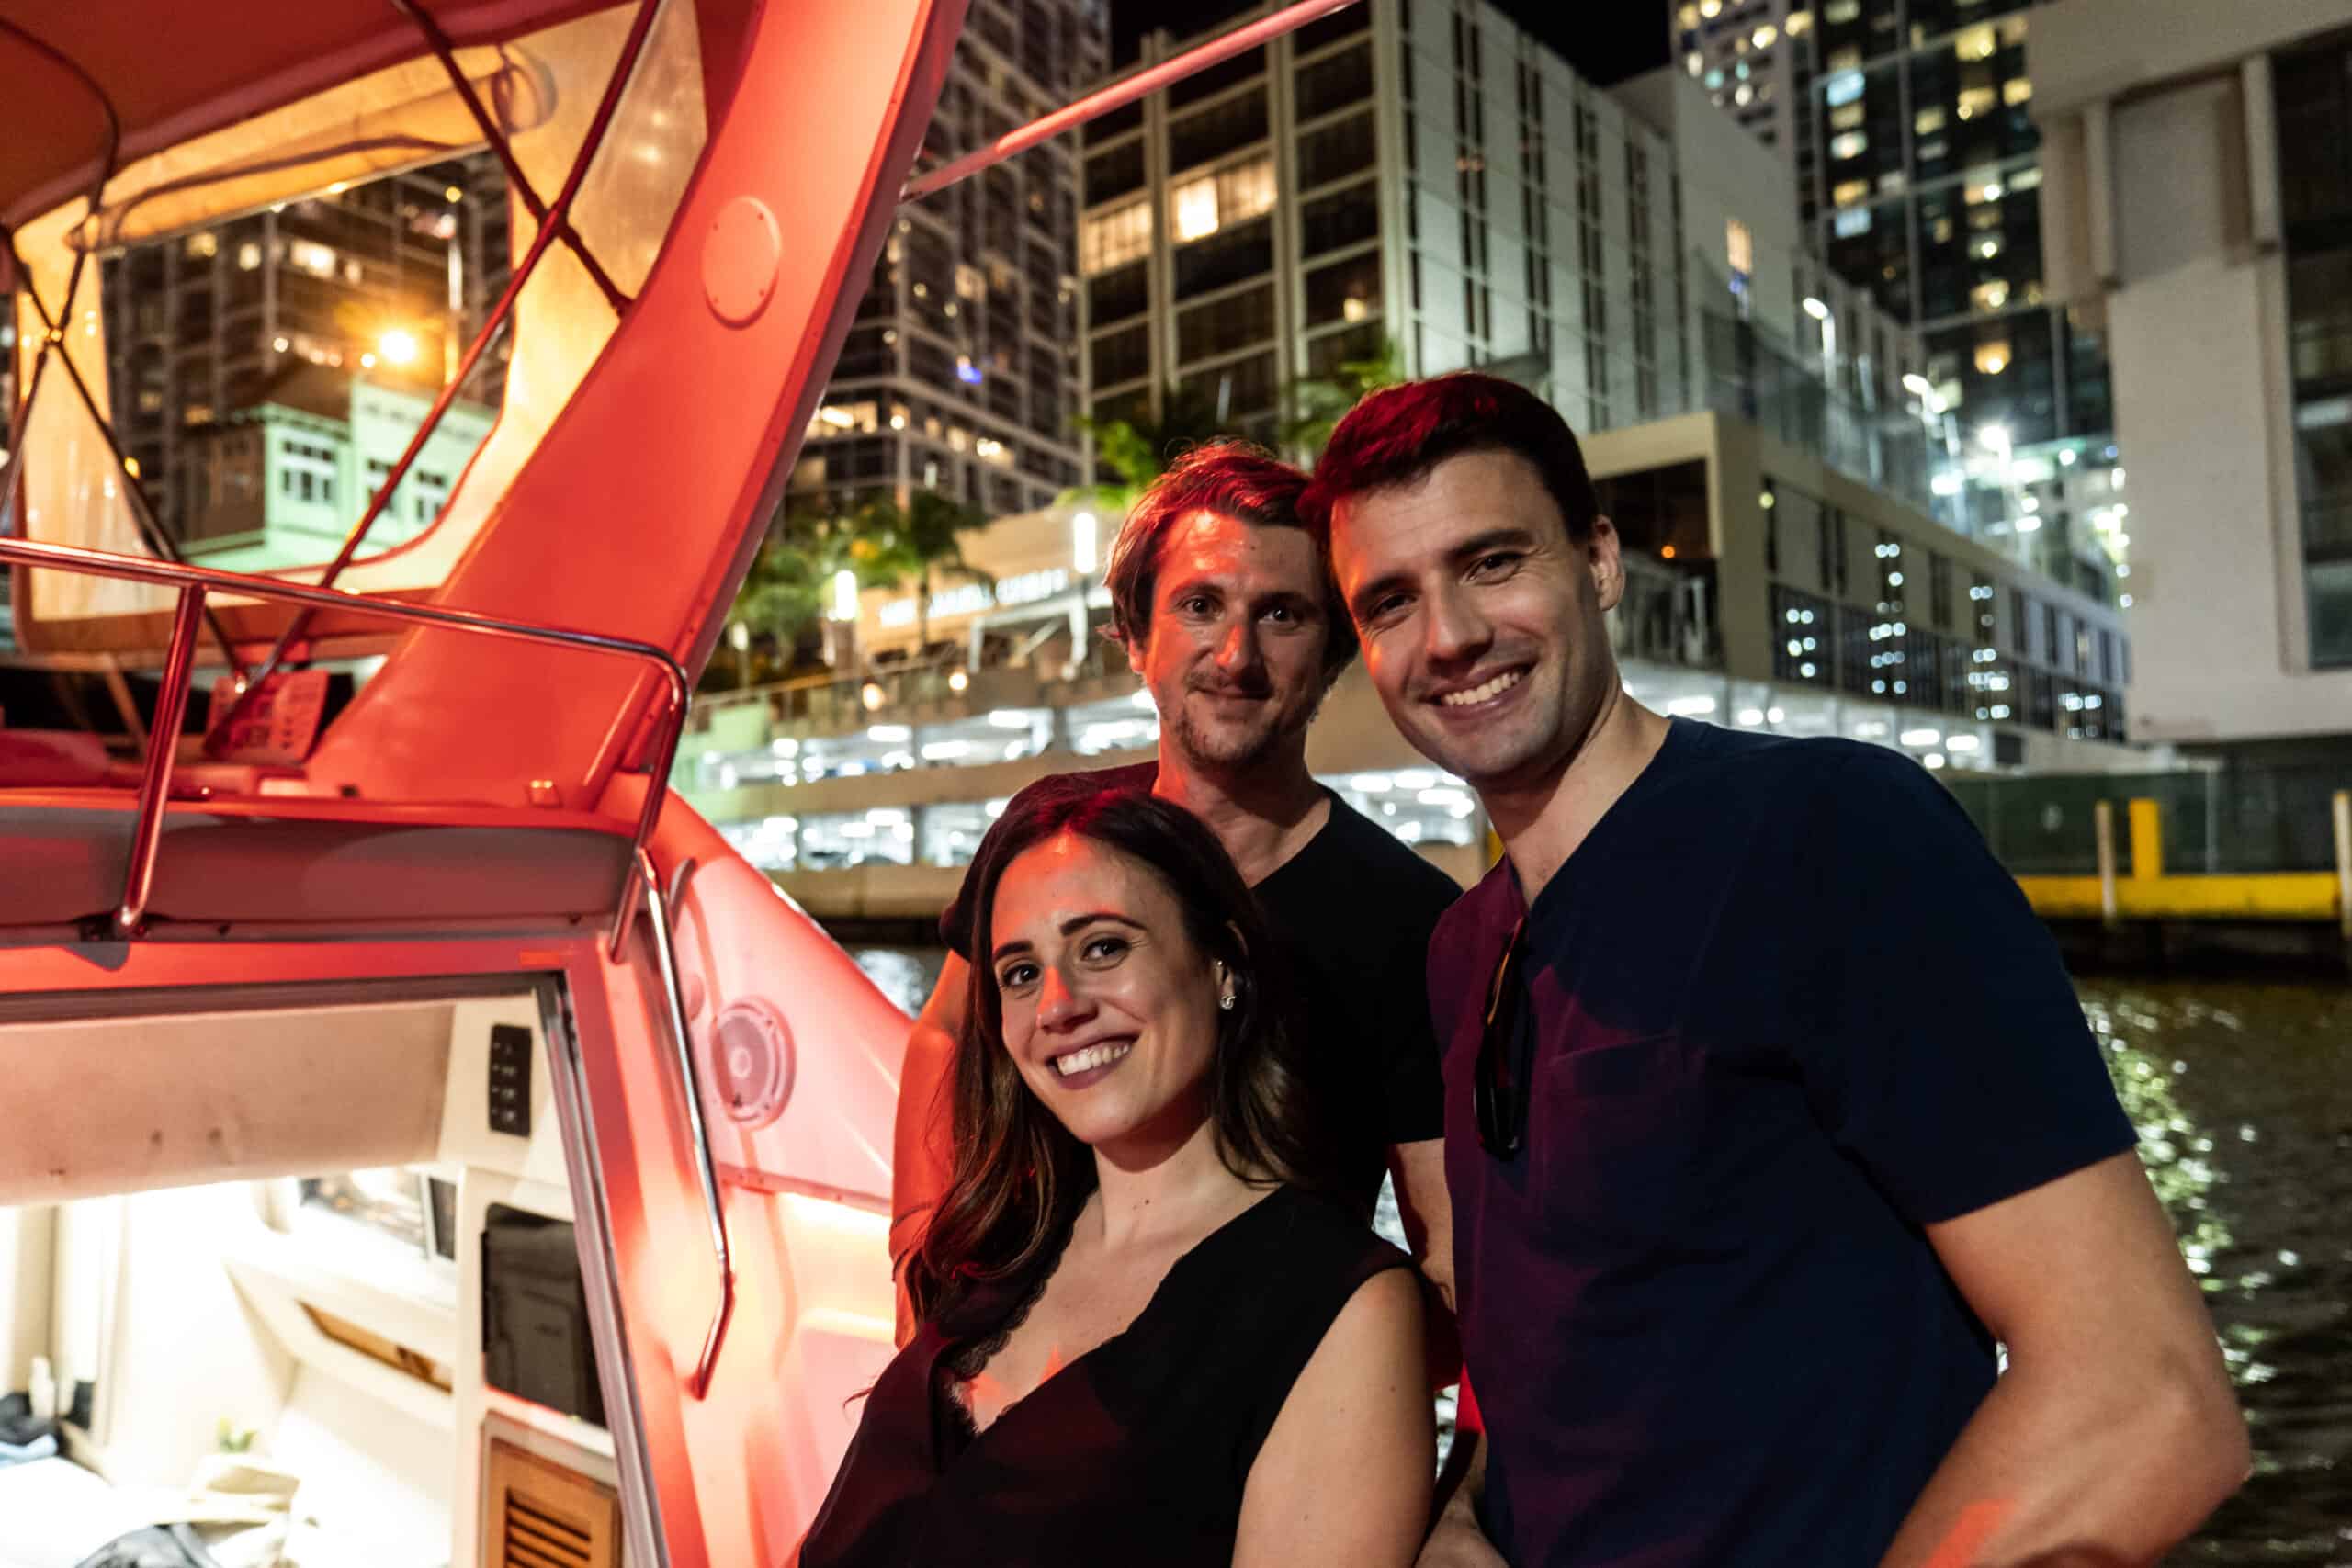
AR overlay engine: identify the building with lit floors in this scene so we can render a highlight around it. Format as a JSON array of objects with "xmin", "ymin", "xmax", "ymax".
[
  {"xmin": 1079, "ymin": 0, "xmax": 1928, "ymax": 466},
  {"xmin": 99, "ymin": 151, "xmax": 510, "ymax": 542},
  {"xmin": 795, "ymin": 0, "xmax": 1105, "ymax": 522},
  {"xmin": 2031, "ymin": 0, "xmax": 2352, "ymax": 761},
  {"xmin": 1670, "ymin": 0, "xmax": 1814, "ymax": 157},
  {"xmin": 1670, "ymin": 0, "xmax": 2132, "ymax": 604}
]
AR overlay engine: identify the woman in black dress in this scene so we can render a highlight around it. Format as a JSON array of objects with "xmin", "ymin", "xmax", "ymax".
[{"xmin": 797, "ymin": 781, "xmax": 1432, "ymax": 1567}]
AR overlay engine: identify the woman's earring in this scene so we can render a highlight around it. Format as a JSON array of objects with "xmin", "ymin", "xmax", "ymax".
[{"xmin": 1217, "ymin": 979, "xmax": 1238, "ymax": 1011}]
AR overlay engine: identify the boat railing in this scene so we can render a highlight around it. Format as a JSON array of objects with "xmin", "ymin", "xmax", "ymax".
[{"xmin": 0, "ymin": 534, "xmax": 689, "ymax": 952}]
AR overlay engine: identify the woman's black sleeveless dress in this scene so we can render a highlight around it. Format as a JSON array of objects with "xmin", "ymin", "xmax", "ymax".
[{"xmin": 798, "ymin": 1184, "xmax": 1410, "ymax": 1567}]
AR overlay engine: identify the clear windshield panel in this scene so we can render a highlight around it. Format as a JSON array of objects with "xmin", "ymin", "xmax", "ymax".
[{"xmin": 3, "ymin": 0, "xmax": 707, "ymax": 642}]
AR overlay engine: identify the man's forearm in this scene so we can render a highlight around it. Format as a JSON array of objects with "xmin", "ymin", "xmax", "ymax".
[{"xmin": 1879, "ymin": 1354, "xmax": 2246, "ymax": 1567}]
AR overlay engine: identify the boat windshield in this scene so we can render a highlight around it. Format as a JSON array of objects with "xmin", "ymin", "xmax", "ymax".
[{"xmin": 4, "ymin": 1, "xmax": 706, "ymax": 650}]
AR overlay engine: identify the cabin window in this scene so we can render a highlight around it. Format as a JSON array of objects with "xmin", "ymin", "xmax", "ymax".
[{"xmin": 297, "ymin": 1168, "xmax": 458, "ymax": 1262}]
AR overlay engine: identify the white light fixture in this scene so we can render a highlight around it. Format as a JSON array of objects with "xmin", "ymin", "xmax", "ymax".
[
  {"xmin": 865, "ymin": 807, "xmax": 910, "ymax": 824},
  {"xmin": 1945, "ymin": 734, "xmax": 1982, "ymax": 752},
  {"xmin": 1131, "ymin": 687, "xmax": 1157, "ymax": 710},
  {"xmin": 921, "ymin": 740, "xmax": 974, "ymax": 761},
  {"xmin": 1903, "ymin": 373, "xmax": 1933, "ymax": 398},
  {"xmin": 866, "ymin": 724, "xmax": 911, "ymax": 743},
  {"xmin": 831, "ymin": 568, "xmax": 858, "ymax": 620},
  {"xmin": 988, "ymin": 710, "xmax": 1036, "ymax": 728},
  {"xmin": 1899, "ymin": 728, "xmax": 1942, "ymax": 748},
  {"xmin": 1351, "ymin": 773, "xmax": 1395, "ymax": 794},
  {"xmin": 1666, "ymin": 694, "xmax": 1719, "ymax": 716},
  {"xmin": 1072, "ymin": 511, "xmax": 1099, "ymax": 574},
  {"xmin": 1766, "ymin": 706, "xmax": 1786, "ymax": 723},
  {"xmin": 1802, "ymin": 296, "xmax": 1831, "ymax": 321},
  {"xmin": 1737, "ymin": 707, "xmax": 1765, "ymax": 725}
]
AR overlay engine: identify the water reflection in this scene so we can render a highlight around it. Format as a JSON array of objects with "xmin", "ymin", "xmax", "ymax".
[
  {"xmin": 2085, "ymin": 980, "xmax": 2352, "ymax": 1564},
  {"xmin": 849, "ymin": 948, "xmax": 2349, "ymax": 1561}
]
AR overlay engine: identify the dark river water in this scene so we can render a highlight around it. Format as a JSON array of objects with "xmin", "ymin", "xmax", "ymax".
[{"xmin": 845, "ymin": 946, "xmax": 2351, "ymax": 1562}]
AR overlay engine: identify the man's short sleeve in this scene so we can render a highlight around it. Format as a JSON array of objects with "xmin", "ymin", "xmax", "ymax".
[{"xmin": 1799, "ymin": 747, "xmax": 2136, "ymax": 1224}]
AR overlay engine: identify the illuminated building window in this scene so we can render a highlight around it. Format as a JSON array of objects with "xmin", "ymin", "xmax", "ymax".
[
  {"xmin": 1915, "ymin": 105, "xmax": 1946, "ymax": 135},
  {"xmin": 1168, "ymin": 155, "xmax": 1276, "ymax": 247},
  {"xmin": 1974, "ymin": 340, "xmax": 2011, "ymax": 375},
  {"xmin": 1678, "ymin": 3, "xmax": 1700, "ymax": 26},
  {"xmin": 1173, "ymin": 176, "xmax": 1220, "ymax": 242},
  {"xmin": 288, "ymin": 239, "xmax": 339, "ymax": 277},
  {"xmin": 1754, "ymin": 24, "xmax": 1778, "ymax": 48},
  {"xmin": 1725, "ymin": 218, "xmax": 1754, "ymax": 276},
  {"xmin": 1785, "ymin": 9, "xmax": 1812, "ymax": 35},
  {"xmin": 2003, "ymin": 77, "xmax": 2033, "ymax": 107},
  {"xmin": 1824, "ymin": 0, "xmax": 1859, "ymax": 21},
  {"xmin": 1832, "ymin": 179, "xmax": 1870, "ymax": 209},
  {"xmin": 1829, "ymin": 130, "xmax": 1869, "ymax": 161},
  {"xmin": 184, "ymin": 231, "xmax": 219, "ymax": 259},
  {"xmin": 1831, "ymin": 102, "xmax": 1866, "ymax": 130},
  {"xmin": 1970, "ymin": 279, "xmax": 2011, "ymax": 311},
  {"xmin": 1080, "ymin": 199, "xmax": 1152, "ymax": 276},
  {"xmin": 237, "ymin": 243, "xmax": 262, "ymax": 270},
  {"xmin": 1953, "ymin": 23, "xmax": 1996, "ymax": 61}
]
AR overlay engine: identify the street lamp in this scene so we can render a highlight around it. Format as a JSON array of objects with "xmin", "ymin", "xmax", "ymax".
[{"xmin": 379, "ymin": 327, "xmax": 420, "ymax": 367}]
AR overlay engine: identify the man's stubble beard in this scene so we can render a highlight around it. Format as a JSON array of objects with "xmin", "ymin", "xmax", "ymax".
[{"xmin": 1164, "ymin": 683, "xmax": 1326, "ymax": 776}]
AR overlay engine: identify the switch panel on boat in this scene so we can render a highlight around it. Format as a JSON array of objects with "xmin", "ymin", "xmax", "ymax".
[{"xmin": 488, "ymin": 1024, "xmax": 533, "ymax": 1137}]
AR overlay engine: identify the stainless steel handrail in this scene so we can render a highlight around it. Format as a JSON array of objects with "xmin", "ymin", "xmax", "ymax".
[
  {"xmin": 0, "ymin": 535, "xmax": 692, "ymax": 945},
  {"xmin": 631, "ymin": 848, "xmax": 736, "ymax": 1400}
]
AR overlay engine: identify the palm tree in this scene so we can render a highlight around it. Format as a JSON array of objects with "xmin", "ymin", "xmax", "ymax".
[
  {"xmin": 847, "ymin": 489, "xmax": 992, "ymax": 649},
  {"xmin": 715, "ymin": 488, "xmax": 991, "ymax": 684},
  {"xmin": 1281, "ymin": 335, "xmax": 1406, "ymax": 461},
  {"xmin": 1063, "ymin": 380, "xmax": 1244, "ymax": 516}
]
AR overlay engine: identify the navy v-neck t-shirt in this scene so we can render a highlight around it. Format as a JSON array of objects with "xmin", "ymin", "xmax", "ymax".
[{"xmin": 1431, "ymin": 720, "xmax": 2135, "ymax": 1567}]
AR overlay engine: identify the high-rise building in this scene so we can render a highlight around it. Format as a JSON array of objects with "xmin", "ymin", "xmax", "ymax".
[
  {"xmin": 1671, "ymin": 0, "xmax": 2126, "ymax": 583},
  {"xmin": 1080, "ymin": 0, "xmax": 1930, "ymax": 454},
  {"xmin": 2034, "ymin": 0, "xmax": 2352, "ymax": 760},
  {"xmin": 795, "ymin": 0, "xmax": 1106, "ymax": 522},
  {"xmin": 1670, "ymin": 0, "xmax": 1814, "ymax": 159},
  {"xmin": 100, "ymin": 152, "xmax": 512, "ymax": 542}
]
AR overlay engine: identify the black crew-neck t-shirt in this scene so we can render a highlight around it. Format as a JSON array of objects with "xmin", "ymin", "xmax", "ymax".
[
  {"xmin": 1429, "ymin": 719, "xmax": 2136, "ymax": 1567},
  {"xmin": 942, "ymin": 762, "xmax": 1460, "ymax": 1208}
]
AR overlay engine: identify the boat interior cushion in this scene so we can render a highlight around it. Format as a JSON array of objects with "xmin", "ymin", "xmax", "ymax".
[{"xmin": 0, "ymin": 795, "xmax": 634, "ymax": 930}]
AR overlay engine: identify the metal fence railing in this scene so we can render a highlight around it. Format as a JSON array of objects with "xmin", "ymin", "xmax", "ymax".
[{"xmin": 1944, "ymin": 765, "xmax": 2352, "ymax": 877}]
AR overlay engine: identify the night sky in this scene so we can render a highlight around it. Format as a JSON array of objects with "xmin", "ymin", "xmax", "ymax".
[{"xmin": 1107, "ymin": 1, "xmax": 1671, "ymax": 85}]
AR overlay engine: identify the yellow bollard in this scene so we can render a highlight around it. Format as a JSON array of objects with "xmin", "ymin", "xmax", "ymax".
[
  {"xmin": 2095, "ymin": 799, "xmax": 2120, "ymax": 931},
  {"xmin": 2334, "ymin": 790, "xmax": 2350, "ymax": 942},
  {"xmin": 2128, "ymin": 798, "xmax": 2163, "ymax": 880}
]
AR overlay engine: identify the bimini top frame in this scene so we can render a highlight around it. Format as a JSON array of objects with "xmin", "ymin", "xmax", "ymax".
[{"xmin": 0, "ymin": 534, "xmax": 690, "ymax": 951}]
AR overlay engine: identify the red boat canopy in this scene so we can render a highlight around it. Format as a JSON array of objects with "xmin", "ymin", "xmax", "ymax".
[{"xmin": 0, "ymin": 0, "xmax": 639, "ymax": 230}]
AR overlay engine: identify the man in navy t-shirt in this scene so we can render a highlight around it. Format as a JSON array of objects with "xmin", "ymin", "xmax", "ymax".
[{"xmin": 1305, "ymin": 373, "xmax": 2246, "ymax": 1567}]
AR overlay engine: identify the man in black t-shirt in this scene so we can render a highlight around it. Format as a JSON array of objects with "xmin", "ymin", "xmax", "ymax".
[
  {"xmin": 1307, "ymin": 374, "xmax": 2246, "ymax": 1568},
  {"xmin": 891, "ymin": 442, "xmax": 1461, "ymax": 1344}
]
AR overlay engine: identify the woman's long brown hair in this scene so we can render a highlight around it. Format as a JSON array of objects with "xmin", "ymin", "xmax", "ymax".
[{"xmin": 902, "ymin": 779, "xmax": 1340, "ymax": 1325}]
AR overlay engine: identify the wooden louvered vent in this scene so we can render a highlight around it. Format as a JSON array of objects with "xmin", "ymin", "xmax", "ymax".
[{"xmin": 485, "ymin": 1438, "xmax": 620, "ymax": 1568}]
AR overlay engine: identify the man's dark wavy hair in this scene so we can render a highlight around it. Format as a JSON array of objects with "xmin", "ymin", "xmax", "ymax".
[
  {"xmin": 901, "ymin": 777, "xmax": 1338, "ymax": 1325},
  {"xmin": 1301, "ymin": 372, "xmax": 1601, "ymax": 549},
  {"xmin": 1102, "ymin": 438, "xmax": 1358, "ymax": 685}
]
